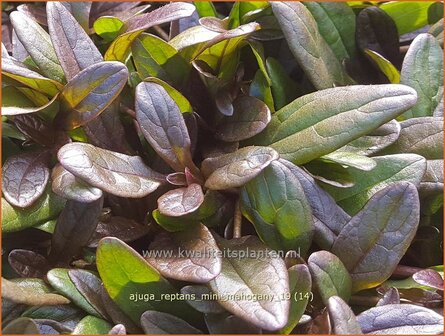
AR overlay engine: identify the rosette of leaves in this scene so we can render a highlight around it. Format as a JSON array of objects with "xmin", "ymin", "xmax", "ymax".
[{"xmin": 1, "ymin": 1, "xmax": 443, "ymax": 335}]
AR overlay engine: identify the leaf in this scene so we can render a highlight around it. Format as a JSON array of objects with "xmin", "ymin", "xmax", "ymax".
[
  {"xmin": 93, "ymin": 16, "xmax": 124, "ymax": 42},
  {"xmin": 88, "ymin": 217, "xmax": 150, "ymax": 248},
  {"xmin": 379, "ymin": 117, "xmax": 443, "ymax": 159},
  {"xmin": 332, "ymin": 182, "xmax": 420, "ymax": 292},
  {"xmin": 135, "ymin": 81, "xmax": 197, "ymax": 173},
  {"xmin": 215, "ymin": 95, "xmax": 271, "ymax": 142},
  {"xmin": 13, "ymin": 114, "xmax": 56, "ymax": 147},
  {"xmin": 419, "ymin": 160, "xmax": 443, "ymax": 197},
  {"xmin": 401, "ymin": 33, "xmax": 443, "ymax": 119},
  {"xmin": 47, "ymin": 2, "xmax": 103, "ymax": 81},
  {"xmin": 364, "ymin": 49, "xmax": 400, "ymax": 84},
  {"xmin": 324, "ymin": 154, "xmax": 427, "ymax": 215},
  {"xmin": 304, "ymin": 2, "xmax": 357, "ymax": 62},
  {"xmin": 3, "ymin": 317, "xmax": 40, "ymax": 335},
  {"xmin": 2, "ymin": 90, "xmax": 59, "ymax": 116},
  {"xmin": 2, "ymin": 278, "xmax": 70, "ymax": 306},
  {"xmin": 270, "ymin": 2, "xmax": 352, "ymax": 90},
  {"xmin": 321, "ymin": 151, "xmax": 377, "ymax": 171},
  {"xmin": 249, "ymin": 69, "xmax": 275, "ymax": 112},
  {"xmin": 377, "ymin": 287, "xmax": 400, "ymax": 306},
  {"xmin": 49, "ymin": 198, "xmax": 103, "ymax": 264},
  {"xmin": 58, "ymin": 143, "xmax": 163, "ymax": 198},
  {"xmin": 208, "ymin": 235, "xmax": 290, "ymax": 331},
  {"xmin": 73, "ymin": 316, "xmax": 112, "ymax": 335},
  {"xmin": 2, "ymin": 151, "xmax": 50, "ymax": 208},
  {"xmin": 10, "ymin": 11, "xmax": 65, "ymax": 83},
  {"xmin": 58, "ymin": 61, "xmax": 128, "ymax": 129},
  {"xmin": 145, "ymin": 223, "xmax": 221, "ymax": 283},
  {"xmin": 412, "ymin": 269, "xmax": 444, "ymax": 291},
  {"xmin": 204, "ymin": 313, "xmax": 262, "ymax": 334},
  {"xmin": 96, "ymin": 237, "xmax": 195, "ymax": 324},
  {"xmin": 304, "ymin": 160, "xmax": 354, "ymax": 188},
  {"xmin": 140, "ymin": 311, "xmax": 202, "ymax": 334},
  {"xmin": 194, "ymin": 2, "xmax": 217, "ymax": 17},
  {"xmin": 251, "ymin": 84, "xmax": 417, "ymax": 165},
  {"xmin": 105, "ymin": 3, "xmax": 196, "ymax": 61},
  {"xmin": 132, "ymin": 33, "xmax": 189, "ymax": 85},
  {"xmin": 202, "ymin": 146, "xmax": 279, "ymax": 190},
  {"xmin": 8, "ymin": 249, "xmax": 49, "ymax": 278},
  {"xmin": 52, "ymin": 164, "xmax": 103, "ymax": 203},
  {"xmin": 279, "ymin": 159, "xmax": 351, "ymax": 250},
  {"xmin": 381, "ymin": 2, "xmax": 436, "ymax": 35},
  {"xmin": 356, "ymin": 6, "xmax": 400, "ymax": 67},
  {"xmin": 180, "ymin": 285, "xmax": 225, "ymax": 314},
  {"xmin": 143, "ymin": 77, "xmax": 193, "ymax": 113},
  {"xmin": 158, "ymin": 184, "xmax": 204, "ymax": 217},
  {"xmin": 357, "ymin": 304, "xmax": 443, "ymax": 334},
  {"xmin": 280, "ymin": 264, "xmax": 312, "ymax": 335},
  {"xmin": 308, "ymin": 251, "xmax": 352, "ymax": 304},
  {"xmin": 2, "ymin": 188, "xmax": 65, "ymax": 233},
  {"xmin": 327, "ymin": 296, "xmax": 362, "ymax": 334},
  {"xmin": 60, "ymin": 2, "xmax": 92, "ymax": 33},
  {"xmin": 109, "ymin": 324, "xmax": 126, "ymax": 335},
  {"xmin": 240, "ymin": 160, "xmax": 314, "ymax": 255}
]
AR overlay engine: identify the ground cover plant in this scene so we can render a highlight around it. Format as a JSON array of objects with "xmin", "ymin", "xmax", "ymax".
[{"xmin": 1, "ymin": 1, "xmax": 444, "ymax": 334}]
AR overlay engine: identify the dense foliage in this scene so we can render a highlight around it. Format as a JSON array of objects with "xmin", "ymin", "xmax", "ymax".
[{"xmin": 1, "ymin": 1, "xmax": 444, "ymax": 334}]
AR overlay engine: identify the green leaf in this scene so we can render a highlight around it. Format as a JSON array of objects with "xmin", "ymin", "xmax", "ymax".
[
  {"xmin": 308, "ymin": 250, "xmax": 352, "ymax": 304},
  {"xmin": 249, "ymin": 70, "xmax": 274, "ymax": 112},
  {"xmin": 381, "ymin": 1, "xmax": 436, "ymax": 35},
  {"xmin": 59, "ymin": 61, "xmax": 128, "ymax": 129},
  {"xmin": 327, "ymin": 296, "xmax": 362, "ymax": 334},
  {"xmin": 132, "ymin": 33, "xmax": 189, "ymax": 85},
  {"xmin": 304, "ymin": 159, "xmax": 354, "ymax": 188},
  {"xmin": 96, "ymin": 237, "xmax": 195, "ymax": 324},
  {"xmin": 194, "ymin": 2, "xmax": 217, "ymax": 17},
  {"xmin": 2, "ymin": 188, "xmax": 65, "ymax": 233},
  {"xmin": 215, "ymin": 95, "xmax": 271, "ymax": 142},
  {"xmin": 93, "ymin": 16, "xmax": 124, "ymax": 42},
  {"xmin": 401, "ymin": 33, "xmax": 443, "ymax": 119},
  {"xmin": 379, "ymin": 117, "xmax": 443, "ymax": 159},
  {"xmin": 10, "ymin": 11, "xmax": 65, "ymax": 83},
  {"xmin": 270, "ymin": 2, "xmax": 353, "ymax": 90},
  {"xmin": 251, "ymin": 84, "xmax": 417, "ymax": 165},
  {"xmin": 332, "ymin": 182, "xmax": 420, "ymax": 292},
  {"xmin": 208, "ymin": 235, "xmax": 290, "ymax": 331},
  {"xmin": 145, "ymin": 223, "xmax": 221, "ymax": 283},
  {"xmin": 58, "ymin": 143, "xmax": 163, "ymax": 198},
  {"xmin": 280, "ymin": 264, "xmax": 312, "ymax": 335},
  {"xmin": 2, "ymin": 317, "xmax": 39, "ymax": 334},
  {"xmin": 73, "ymin": 316, "xmax": 112, "ymax": 335},
  {"xmin": 324, "ymin": 154, "xmax": 427, "ymax": 215},
  {"xmin": 105, "ymin": 3, "xmax": 196, "ymax": 61},
  {"xmin": 140, "ymin": 311, "xmax": 203, "ymax": 334},
  {"xmin": 321, "ymin": 151, "xmax": 377, "ymax": 171},
  {"xmin": 2, "ymin": 91, "xmax": 59, "ymax": 116},
  {"xmin": 304, "ymin": 2, "xmax": 357, "ymax": 62},
  {"xmin": 240, "ymin": 160, "xmax": 313, "ymax": 255},
  {"xmin": 364, "ymin": 49, "xmax": 400, "ymax": 84},
  {"xmin": 47, "ymin": 2, "xmax": 103, "ymax": 81},
  {"xmin": 202, "ymin": 146, "xmax": 279, "ymax": 190}
]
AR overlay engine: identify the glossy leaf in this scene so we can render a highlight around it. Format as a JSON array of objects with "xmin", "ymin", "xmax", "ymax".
[
  {"xmin": 59, "ymin": 61, "xmax": 128, "ymax": 129},
  {"xmin": 419, "ymin": 160, "xmax": 443, "ymax": 197},
  {"xmin": 58, "ymin": 143, "xmax": 163, "ymax": 198},
  {"xmin": 401, "ymin": 33, "xmax": 443, "ymax": 119},
  {"xmin": 135, "ymin": 81, "xmax": 197, "ymax": 173},
  {"xmin": 265, "ymin": 57, "xmax": 298, "ymax": 111},
  {"xmin": 357, "ymin": 304, "xmax": 443, "ymax": 334},
  {"xmin": 180, "ymin": 285, "xmax": 225, "ymax": 314},
  {"xmin": 3, "ymin": 317, "xmax": 40, "ymax": 334},
  {"xmin": 52, "ymin": 164, "xmax": 103, "ymax": 203},
  {"xmin": 305, "ymin": 159, "xmax": 354, "ymax": 188},
  {"xmin": 377, "ymin": 287, "xmax": 400, "ymax": 306},
  {"xmin": 13, "ymin": 114, "xmax": 56, "ymax": 147},
  {"xmin": 381, "ymin": 2, "xmax": 436, "ymax": 35},
  {"xmin": 73, "ymin": 316, "xmax": 112, "ymax": 335},
  {"xmin": 140, "ymin": 311, "xmax": 202, "ymax": 334},
  {"xmin": 158, "ymin": 184, "xmax": 204, "ymax": 217},
  {"xmin": 208, "ymin": 235, "xmax": 290, "ymax": 331},
  {"xmin": 202, "ymin": 146, "xmax": 279, "ymax": 190},
  {"xmin": 143, "ymin": 77, "xmax": 193, "ymax": 113},
  {"xmin": 251, "ymin": 84, "xmax": 417, "ymax": 165},
  {"xmin": 215, "ymin": 95, "xmax": 271, "ymax": 142},
  {"xmin": 2, "ymin": 151, "xmax": 50, "ymax": 208},
  {"xmin": 10, "ymin": 11, "xmax": 65, "ymax": 83},
  {"xmin": 321, "ymin": 151, "xmax": 376, "ymax": 171},
  {"xmin": 327, "ymin": 296, "xmax": 362, "ymax": 334},
  {"xmin": 2, "ymin": 89, "xmax": 59, "ymax": 116},
  {"xmin": 145, "ymin": 223, "xmax": 221, "ymax": 283},
  {"xmin": 8, "ymin": 249, "xmax": 49, "ymax": 278},
  {"xmin": 308, "ymin": 251, "xmax": 352, "ymax": 304},
  {"xmin": 109, "ymin": 324, "xmax": 126, "ymax": 335},
  {"xmin": 94, "ymin": 16, "xmax": 124, "ymax": 42},
  {"xmin": 240, "ymin": 160, "xmax": 313, "ymax": 254},
  {"xmin": 365, "ymin": 49, "xmax": 400, "ymax": 84},
  {"xmin": 332, "ymin": 182, "xmax": 420, "ymax": 292},
  {"xmin": 271, "ymin": 2, "xmax": 352, "ymax": 90}
]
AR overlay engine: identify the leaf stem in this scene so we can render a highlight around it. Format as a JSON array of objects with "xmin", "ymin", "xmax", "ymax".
[{"xmin": 233, "ymin": 198, "xmax": 242, "ymax": 238}]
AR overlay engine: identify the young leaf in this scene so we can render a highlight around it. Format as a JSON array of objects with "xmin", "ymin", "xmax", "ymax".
[
  {"xmin": 10, "ymin": 11, "xmax": 65, "ymax": 83},
  {"xmin": 140, "ymin": 311, "xmax": 203, "ymax": 334},
  {"xmin": 93, "ymin": 16, "xmax": 124, "ymax": 42},
  {"xmin": 59, "ymin": 61, "xmax": 128, "ymax": 129},
  {"xmin": 251, "ymin": 84, "xmax": 417, "ymax": 165},
  {"xmin": 145, "ymin": 223, "xmax": 221, "ymax": 283},
  {"xmin": 208, "ymin": 235, "xmax": 290, "ymax": 331},
  {"xmin": 240, "ymin": 160, "xmax": 314, "ymax": 255},
  {"xmin": 308, "ymin": 251, "xmax": 352, "ymax": 304},
  {"xmin": 73, "ymin": 316, "xmax": 112, "ymax": 335},
  {"xmin": 327, "ymin": 296, "xmax": 362, "ymax": 334},
  {"xmin": 202, "ymin": 146, "xmax": 279, "ymax": 190},
  {"xmin": 2, "ymin": 151, "xmax": 50, "ymax": 208},
  {"xmin": 270, "ymin": 2, "xmax": 352, "ymax": 89},
  {"xmin": 332, "ymin": 182, "xmax": 420, "ymax": 292},
  {"xmin": 365, "ymin": 49, "xmax": 400, "ymax": 84},
  {"xmin": 58, "ymin": 143, "xmax": 163, "ymax": 198},
  {"xmin": 135, "ymin": 81, "xmax": 197, "ymax": 173},
  {"xmin": 357, "ymin": 304, "xmax": 443, "ymax": 334},
  {"xmin": 158, "ymin": 184, "xmax": 204, "ymax": 217},
  {"xmin": 401, "ymin": 33, "xmax": 443, "ymax": 119}
]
